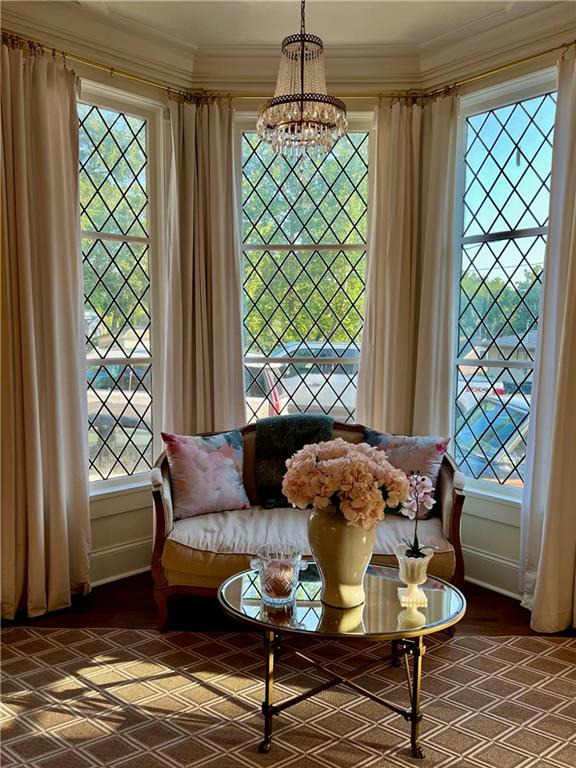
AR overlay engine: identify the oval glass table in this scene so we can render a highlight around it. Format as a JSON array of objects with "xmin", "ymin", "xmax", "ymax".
[{"xmin": 218, "ymin": 562, "xmax": 466, "ymax": 759}]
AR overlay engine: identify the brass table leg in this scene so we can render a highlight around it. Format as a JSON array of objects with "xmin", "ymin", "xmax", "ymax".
[
  {"xmin": 410, "ymin": 636, "xmax": 425, "ymax": 759},
  {"xmin": 259, "ymin": 630, "xmax": 279, "ymax": 753}
]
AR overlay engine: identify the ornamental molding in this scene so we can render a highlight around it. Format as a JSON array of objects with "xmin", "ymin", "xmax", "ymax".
[{"xmin": 2, "ymin": 2, "xmax": 575, "ymax": 95}]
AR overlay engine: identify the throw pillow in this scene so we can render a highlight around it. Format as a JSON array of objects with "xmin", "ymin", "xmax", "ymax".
[
  {"xmin": 255, "ymin": 414, "xmax": 334, "ymax": 508},
  {"xmin": 161, "ymin": 430, "xmax": 251, "ymax": 519},
  {"xmin": 364, "ymin": 429, "xmax": 450, "ymax": 517}
]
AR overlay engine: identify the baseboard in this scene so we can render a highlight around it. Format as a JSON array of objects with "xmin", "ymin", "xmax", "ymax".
[
  {"xmin": 91, "ymin": 566, "xmax": 151, "ymax": 588},
  {"xmin": 90, "ymin": 536, "xmax": 152, "ymax": 585},
  {"xmin": 462, "ymin": 544, "xmax": 521, "ymax": 600}
]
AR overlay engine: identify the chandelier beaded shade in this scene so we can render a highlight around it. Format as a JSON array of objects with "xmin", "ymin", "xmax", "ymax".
[{"xmin": 256, "ymin": 0, "xmax": 347, "ymax": 158}]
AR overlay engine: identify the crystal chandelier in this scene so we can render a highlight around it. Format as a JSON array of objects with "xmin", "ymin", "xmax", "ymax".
[{"xmin": 256, "ymin": 0, "xmax": 347, "ymax": 158}]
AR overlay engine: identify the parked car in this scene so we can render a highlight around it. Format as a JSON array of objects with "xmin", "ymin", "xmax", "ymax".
[
  {"xmin": 456, "ymin": 374, "xmax": 506, "ymax": 413},
  {"xmin": 269, "ymin": 341, "xmax": 361, "ymax": 420},
  {"xmin": 454, "ymin": 396, "xmax": 530, "ymax": 485},
  {"xmin": 244, "ymin": 357, "xmax": 289, "ymax": 420}
]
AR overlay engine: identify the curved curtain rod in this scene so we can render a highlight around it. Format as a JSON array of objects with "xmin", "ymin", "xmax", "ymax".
[{"xmin": 1, "ymin": 29, "xmax": 575, "ymax": 101}]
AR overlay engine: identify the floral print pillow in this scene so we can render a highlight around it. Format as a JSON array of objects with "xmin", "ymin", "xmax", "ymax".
[
  {"xmin": 363, "ymin": 430, "xmax": 450, "ymax": 518},
  {"xmin": 161, "ymin": 430, "xmax": 251, "ymax": 519}
]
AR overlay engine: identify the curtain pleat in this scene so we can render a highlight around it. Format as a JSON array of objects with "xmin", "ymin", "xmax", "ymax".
[
  {"xmin": 357, "ymin": 95, "xmax": 458, "ymax": 436},
  {"xmin": 520, "ymin": 51, "xmax": 576, "ymax": 632},
  {"xmin": 1, "ymin": 43, "xmax": 91, "ymax": 619},
  {"xmin": 163, "ymin": 99, "xmax": 245, "ymax": 435},
  {"xmin": 412, "ymin": 97, "xmax": 458, "ymax": 435}
]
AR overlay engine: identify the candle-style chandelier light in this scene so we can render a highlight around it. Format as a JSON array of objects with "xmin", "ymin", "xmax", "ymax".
[{"xmin": 256, "ymin": 0, "xmax": 347, "ymax": 158}]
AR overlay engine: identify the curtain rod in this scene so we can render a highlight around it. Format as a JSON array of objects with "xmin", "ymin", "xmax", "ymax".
[{"xmin": 1, "ymin": 28, "xmax": 574, "ymax": 101}]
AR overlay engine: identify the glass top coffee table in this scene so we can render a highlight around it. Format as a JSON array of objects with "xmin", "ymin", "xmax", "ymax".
[{"xmin": 218, "ymin": 562, "xmax": 466, "ymax": 759}]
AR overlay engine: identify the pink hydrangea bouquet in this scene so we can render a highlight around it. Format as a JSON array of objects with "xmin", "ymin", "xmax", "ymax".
[
  {"xmin": 401, "ymin": 472, "xmax": 436, "ymax": 557},
  {"xmin": 282, "ymin": 438, "xmax": 410, "ymax": 531}
]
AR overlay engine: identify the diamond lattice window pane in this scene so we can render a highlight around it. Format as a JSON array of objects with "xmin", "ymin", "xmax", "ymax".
[
  {"xmin": 83, "ymin": 238, "xmax": 150, "ymax": 358},
  {"xmin": 463, "ymin": 93, "xmax": 556, "ymax": 238},
  {"xmin": 243, "ymin": 248, "xmax": 365, "ymax": 423},
  {"xmin": 79, "ymin": 104, "xmax": 148, "ymax": 238},
  {"xmin": 242, "ymin": 131, "xmax": 368, "ymax": 425},
  {"xmin": 458, "ymin": 234, "xmax": 545, "ymax": 361},
  {"xmin": 244, "ymin": 249, "xmax": 366, "ymax": 356},
  {"xmin": 242, "ymin": 133, "xmax": 368, "ymax": 246},
  {"xmin": 455, "ymin": 89, "xmax": 556, "ymax": 486},
  {"xmin": 80, "ymin": 102, "xmax": 152, "ymax": 481},
  {"xmin": 87, "ymin": 364, "xmax": 152, "ymax": 481},
  {"xmin": 454, "ymin": 364, "xmax": 532, "ymax": 486}
]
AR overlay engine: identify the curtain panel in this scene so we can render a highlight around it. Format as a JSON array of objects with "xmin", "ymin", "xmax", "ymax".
[
  {"xmin": 520, "ymin": 51, "xmax": 576, "ymax": 632},
  {"xmin": 356, "ymin": 95, "xmax": 458, "ymax": 436},
  {"xmin": 162, "ymin": 99, "xmax": 245, "ymax": 435},
  {"xmin": 1, "ymin": 41, "xmax": 91, "ymax": 619}
]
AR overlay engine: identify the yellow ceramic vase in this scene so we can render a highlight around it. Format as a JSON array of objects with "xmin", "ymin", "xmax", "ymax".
[{"xmin": 307, "ymin": 504, "xmax": 376, "ymax": 608}]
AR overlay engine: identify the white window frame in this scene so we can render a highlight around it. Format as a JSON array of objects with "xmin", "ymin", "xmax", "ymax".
[
  {"xmin": 79, "ymin": 81, "xmax": 165, "ymax": 496},
  {"xmin": 451, "ymin": 68, "xmax": 557, "ymax": 502},
  {"xmin": 234, "ymin": 113, "xmax": 374, "ymax": 420}
]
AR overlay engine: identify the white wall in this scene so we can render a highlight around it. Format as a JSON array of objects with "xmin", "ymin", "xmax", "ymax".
[
  {"xmin": 89, "ymin": 489, "xmax": 153, "ymax": 586},
  {"xmin": 462, "ymin": 494, "xmax": 522, "ymax": 598}
]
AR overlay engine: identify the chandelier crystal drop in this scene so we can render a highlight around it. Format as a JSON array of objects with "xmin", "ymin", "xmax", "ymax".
[{"xmin": 256, "ymin": 0, "xmax": 347, "ymax": 159}]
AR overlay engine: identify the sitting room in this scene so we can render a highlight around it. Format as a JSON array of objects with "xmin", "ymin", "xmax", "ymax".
[{"xmin": 2, "ymin": 1, "xmax": 576, "ymax": 766}]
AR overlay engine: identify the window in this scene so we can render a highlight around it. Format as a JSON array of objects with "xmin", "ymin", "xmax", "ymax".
[
  {"xmin": 454, "ymin": 75, "xmax": 557, "ymax": 487},
  {"xmin": 79, "ymin": 87, "xmax": 161, "ymax": 483},
  {"xmin": 240, "ymin": 125, "xmax": 370, "ymax": 423}
]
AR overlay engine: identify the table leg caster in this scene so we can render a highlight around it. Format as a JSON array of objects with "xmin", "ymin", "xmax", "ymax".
[
  {"xmin": 411, "ymin": 744, "xmax": 425, "ymax": 759},
  {"xmin": 258, "ymin": 739, "xmax": 272, "ymax": 754}
]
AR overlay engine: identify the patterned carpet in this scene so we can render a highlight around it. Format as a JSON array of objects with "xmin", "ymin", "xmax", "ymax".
[{"xmin": 1, "ymin": 628, "xmax": 575, "ymax": 768}]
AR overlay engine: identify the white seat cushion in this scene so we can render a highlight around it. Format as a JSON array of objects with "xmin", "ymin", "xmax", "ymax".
[
  {"xmin": 161, "ymin": 506, "xmax": 456, "ymax": 588},
  {"xmin": 167, "ymin": 506, "xmax": 453, "ymax": 556}
]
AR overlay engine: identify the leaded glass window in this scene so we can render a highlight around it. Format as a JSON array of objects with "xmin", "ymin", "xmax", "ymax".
[
  {"xmin": 241, "ymin": 130, "xmax": 369, "ymax": 423},
  {"xmin": 79, "ymin": 102, "xmax": 153, "ymax": 481},
  {"xmin": 454, "ymin": 89, "xmax": 556, "ymax": 486}
]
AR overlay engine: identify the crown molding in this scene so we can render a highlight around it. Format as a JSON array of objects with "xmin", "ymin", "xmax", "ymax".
[
  {"xmin": 1, "ymin": 7, "xmax": 196, "ymax": 91},
  {"xmin": 3, "ymin": 2, "xmax": 575, "ymax": 96},
  {"xmin": 420, "ymin": 2, "xmax": 576, "ymax": 88},
  {"xmin": 191, "ymin": 46, "xmax": 422, "ymax": 92}
]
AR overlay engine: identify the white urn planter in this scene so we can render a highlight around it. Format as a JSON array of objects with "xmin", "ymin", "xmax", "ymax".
[{"xmin": 394, "ymin": 544, "xmax": 434, "ymax": 607}]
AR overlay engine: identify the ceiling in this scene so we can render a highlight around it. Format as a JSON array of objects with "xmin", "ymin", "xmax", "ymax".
[
  {"xmin": 67, "ymin": 0, "xmax": 560, "ymax": 49},
  {"xmin": 3, "ymin": 1, "xmax": 574, "ymax": 92}
]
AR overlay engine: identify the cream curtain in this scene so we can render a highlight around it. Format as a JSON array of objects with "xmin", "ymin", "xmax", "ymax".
[
  {"xmin": 357, "ymin": 95, "xmax": 458, "ymax": 435},
  {"xmin": 356, "ymin": 101, "xmax": 421, "ymax": 433},
  {"xmin": 412, "ymin": 96, "xmax": 458, "ymax": 435},
  {"xmin": 163, "ymin": 99, "xmax": 246, "ymax": 435},
  {"xmin": 520, "ymin": 51, "xmax": 576, "ymax": 632},
  {"xmin": 1, "ymin": 42, "xmax": 91, "ymax": 619}
]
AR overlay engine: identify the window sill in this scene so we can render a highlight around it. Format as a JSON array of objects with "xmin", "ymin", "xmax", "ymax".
[
  {"xmin": 463, "ymin": 478, "xmax": 522, "ymax": 507},
  {"xmin": 89, "ymin": 473, "xmax": 151, "ymax": 501}
]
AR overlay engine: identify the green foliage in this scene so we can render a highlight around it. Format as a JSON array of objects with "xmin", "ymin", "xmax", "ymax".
[
  {"xmin": 79, "ymin": 104, "xmax": 150, "ymax": 355},
  {"xmin": 459, "ymin": 265, "xmax": 542, "ymax": 355},
  {"xmin": 242, "ymin": 133, "xmax": 369, "ymax": 354}
]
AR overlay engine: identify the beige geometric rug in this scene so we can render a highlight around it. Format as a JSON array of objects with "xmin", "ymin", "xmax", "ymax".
[{"xmin": 1, "ymin": 628, "xmax": 575, "ymax": 768}]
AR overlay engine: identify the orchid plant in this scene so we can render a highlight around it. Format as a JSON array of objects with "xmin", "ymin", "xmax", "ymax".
[{"xmin": 401, "ymin": 472, "xmax": 436, "ymax": 557}]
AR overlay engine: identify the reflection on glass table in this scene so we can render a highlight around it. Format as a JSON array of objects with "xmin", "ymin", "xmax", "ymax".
[{"xmin": 220, "ymin": 562, "xmax": 465, "ymax": 640}]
